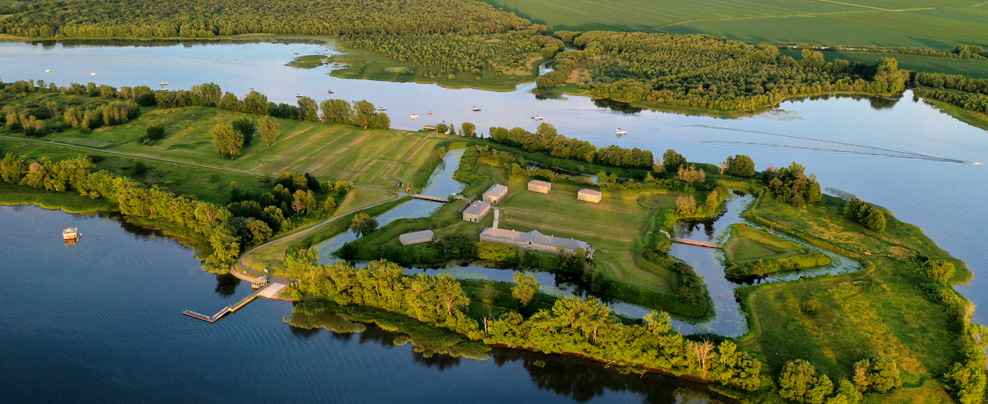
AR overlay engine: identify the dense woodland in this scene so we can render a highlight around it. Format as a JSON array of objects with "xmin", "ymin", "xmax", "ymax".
[
  {"xmin": 913, "ymin": 73, "xmax": 988, "ymax": 115},
  {"xmin": 545, "ymin": 32, "xmax": 910, "ymax": 112}
]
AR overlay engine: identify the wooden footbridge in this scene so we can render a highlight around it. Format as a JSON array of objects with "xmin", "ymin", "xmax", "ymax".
[
  {"xmin": 183, "ymin": 281, "xmax": 284, "ymax": 323},
  {"xmin": 659, "ymin": 230, "xmax": 723, "ymax": 249},
  {"xmin": 411, "ymin": 194, "xmax": 450, "ymax": 203}
]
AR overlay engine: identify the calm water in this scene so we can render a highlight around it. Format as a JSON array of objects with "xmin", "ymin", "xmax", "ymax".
[
  {"xmin": 2, "ymin": 39, "xmax": 988, "ymax": 400},
  {"xmin": 0, "ymin": 205, "xmax": 730, "ymax": 403}
]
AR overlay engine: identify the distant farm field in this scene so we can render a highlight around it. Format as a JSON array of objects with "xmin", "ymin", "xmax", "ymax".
[
  {"xmin": 780, "ymin": 50, "xmax": 988, "ymax": 78},
  {"xmin": 484, "ymin": 0, "xmax": 988, "ymax": 48}
]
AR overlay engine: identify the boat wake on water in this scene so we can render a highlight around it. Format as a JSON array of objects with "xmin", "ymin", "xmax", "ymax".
[{"xmin": 685, "ymin": 123, "xmax": 979, "ymax": 166}]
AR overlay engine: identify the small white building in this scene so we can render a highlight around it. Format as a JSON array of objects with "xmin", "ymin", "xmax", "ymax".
[
  {"xmin": 463, "ymin": 200, "xmax": 492, "ymax": 222},
  {"xmin": 577, "ymin": 189, "xmax": 602, "ymax": 203},
  {"xmin": 399, "ymin": 229, "xmax": 434, "ymax": 246},
  {"xmin": 527, "ymin": 180, "xmax": 551, "ymax": 194},
  {"xmin": 483, "ymin": 184, "xmax": 508, "ymax": 204}
]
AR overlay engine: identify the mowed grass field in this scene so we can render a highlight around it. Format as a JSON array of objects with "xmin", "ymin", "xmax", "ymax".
[
  {"xmin": 484, "ymin": 0, "xmax": 988, "ymax": 48},
  {"xmin": 489, "ymin": 170, "xmax": 682, "ymax": 293},
  {"xmin": 35, "ymin": 106, "xmax": 444, "ymax": 189}
]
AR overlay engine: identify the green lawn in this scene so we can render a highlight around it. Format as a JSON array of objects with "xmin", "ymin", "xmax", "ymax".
[{"xmin": 484, "ymin": 0, "xmax": 988, "ymax": 48}]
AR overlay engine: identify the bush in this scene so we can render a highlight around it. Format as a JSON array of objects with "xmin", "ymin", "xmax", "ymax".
[{"xmin": 145, "ymin": 123, "xmax": 165, "ymax": 141}]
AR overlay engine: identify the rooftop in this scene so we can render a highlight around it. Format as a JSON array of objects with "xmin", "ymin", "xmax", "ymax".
[
  {"xmin": 528, "ymin": 180, "xmax": 551, "ymax": 187},
  {"xmin": 578, "ymin": 189, "xmax": 602, "ymax": 197},
  {"xmin": 484, "ymin": 184, "xmax": 508, "ymax": 196},
  {"xmin": 480, "ymin": 228, "xmax": 588, "ymax": 250},
  {"xmin": 464, "ymin": 200, "xmax": 491, "ymax": 216}
]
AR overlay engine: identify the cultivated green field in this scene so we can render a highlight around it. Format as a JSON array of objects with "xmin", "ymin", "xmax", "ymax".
[
  {"xmin": 484, "ymin": 0, "xmax": 988, "ymax": 48},
  {"xmin": 15, "ymin": 106, "xmax": 444, "ymax": 190},
  {"xmin": 780, "ymin": 50, "xmax": 988, "ymax": 78}
]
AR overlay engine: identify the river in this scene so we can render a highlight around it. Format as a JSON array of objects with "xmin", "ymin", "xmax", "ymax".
[{"xmin": 1, "ymin": 39, "xmax": 987, "ymax": 401}]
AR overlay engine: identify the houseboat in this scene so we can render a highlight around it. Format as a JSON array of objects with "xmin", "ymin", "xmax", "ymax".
[{"xmin": 62, "ymin": 227, "xmax": 81, "ymax": 241}]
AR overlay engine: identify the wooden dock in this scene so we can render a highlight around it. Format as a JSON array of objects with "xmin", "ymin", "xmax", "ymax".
[
  {"xmin": 411, "ymin": 194, "xmax": 449, "ymax": 203},
  {"xmin": 183, "ymin": 282, "xmax": 273, "ymax": 323}
]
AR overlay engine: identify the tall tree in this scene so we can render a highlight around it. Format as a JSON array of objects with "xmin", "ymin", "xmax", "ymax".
[
  {"xmin": 211, "ymin": 124, "xmax": 244, "ymax": 159},
  {"xmin": 258, "ymin": 116, "xmax": 278, "ymax": 146},
  {"xmin": 297, "ymin": 96, "xmax": 318, "ymax": 121},
  {"xmin": 320, "ymin": 99, "xmax": 352, "ymax": 125},
  {"xmin": 352, "ymin": 100, "xmax": 376, "ymax": 129}
]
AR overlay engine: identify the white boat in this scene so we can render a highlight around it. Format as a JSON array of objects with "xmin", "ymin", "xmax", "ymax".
[
  {"xmin": 45, "ymin": 69, "xmax": 51, "ymax": 73},
  {"xmin": 615, "ymin": 128, "xmax": 628, "ymax": 135},
  {"xmin": 90, "ymin": 72, "xmax": 97, "ymax": 76},
  {"xmin": 410, "ymin": 114, "xmax": 420, "ymax": 120},
  {"xmin": 295, "ymin": 93, "xmax": 303, "ymax": 98},
  {"xmin": 327, "ymin": 89, "xmax": 334, "ymax": 94},
  {"xmin": 159, "ymin": 81, "xmax": 168, "ymax": 86},
  {"xmin": 471, "ymin": 106, "xmax": 481, "ymax": 111},
  {"xmin": 377, "ymin": 106, "xmax": 387, "ymax": 112},
  {"xmin": 975, "ymin": 162, "xmax": 983, "ymax": 166},
  {"xmin": 62, "ymin": 227, "xmax": 81, "ymax": 240},
  {"xmin": 532, "ymin": 116, "xmax": 543, "ymax": 120}
]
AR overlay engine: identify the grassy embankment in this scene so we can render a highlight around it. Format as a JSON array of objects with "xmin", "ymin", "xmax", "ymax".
[
  {"xmin": 483, "ymin": 0, "xmax": 988, "ymax": 48},
  {"xmin": 322, "ymin": 46, "xmax": 541, "ymax": 92},
  {"xmin": 722, "ymin": 223, "xmax": 832, "ymax": 278},
  {"xmin": 735, "ymin": 193, "xmax": 971, "ymax": 403},
  {"xmin": 914, "ymin": 91, "xmax": 988, "ymax": 132}
]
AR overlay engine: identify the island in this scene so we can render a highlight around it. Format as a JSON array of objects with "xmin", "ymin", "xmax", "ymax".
[{"xmin": 1, "ymin": 76, "xmax": 984, "ymax": 404}]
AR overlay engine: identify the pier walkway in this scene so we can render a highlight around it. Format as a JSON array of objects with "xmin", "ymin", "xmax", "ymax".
[{"xmin": 183, "ymin": 281, "xmax": 280, "ymax": 323}]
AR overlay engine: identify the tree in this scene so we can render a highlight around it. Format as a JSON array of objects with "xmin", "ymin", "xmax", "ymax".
[
  {"xmin": 677, "ymin": 194, "xmax": 697, "ymax": 217},
  {"xmin": 258, "ymin": 116, "xmax": 278, "ymax": 146},
  {"xmin": 145, "ymin": 123, "xmax": 164, "ymax": 141},
  {"xmin": 779, "ymin": 360, "xmax": 833, "ymax": 404},
  {"xmin": 827, "ymin": 380, "xmax": 862, "ymax": 404},
  {"xmin": 297, "ymin": 96, "xmax": 318, "ymax": 121},
  {"xmin": 351, "ymin": 213, "xmax": 378, "ymax": 236},
  {"xmin": 231, "ymin": 118, "xmax": 256, "ymax": 147},
  {"xmin": 322, "ymin": 195, "xmax": 337, "ymax": 212},
  {"xmin": 663, "ymin": 149, "xmax": 686, "ymax": 172},
  {"xmin": 352, "ymin": 100, "xmax": 376, "ymax": 129},
  {"xmin": 512, "ymin": 272, "xmax": 540, "ymax": 306},
  {"xmin": 242, "ymin": 91, "xmax": 268, "ymax": 115},
  {"xmin": 434, "ymin": 275, "xmax": 469, "ymax": 317},
  {"xmin": 461, "ymin": 122, "xmax": 476, "ymax": 137},
  {"xmin": 321, "ymin": 99, "xmax": 352, "ymax": 125},
  {"xmin": 211, "ymin": 124, "xmax": 244, "ymax": 159},
  {"xmin": 689, "ymin": 339, "xmax": 716, "ymax": 378},
  {"xmin": 921, "ymin": 259, "xmax": 956, "ymax": 284},
  {"xmin": 854, "ymin": 357, "xmax": 901, "ymax": 393},
  {"xmin": 290, "ymin": 189, "xmax": 316, "ymax": 214},
  {"xmin": 725, "ymin": 154, "xmax": 756, "ymax": 177},
  {"xmin": 190, "ymin": 82, "xmax": 222, "ymax": 106}
]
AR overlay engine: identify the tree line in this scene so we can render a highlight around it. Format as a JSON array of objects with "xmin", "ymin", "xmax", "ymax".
[
  {"xmin": 544, "ymin": 31, "xmax": 909, "ymax": 112},
  {"xmin": 282, "ymin": 254, "xmax": 761, "ymax": 392},
  {"xmin": 489, "ymin": 123, "xmax": 653, "ymax": 168}
]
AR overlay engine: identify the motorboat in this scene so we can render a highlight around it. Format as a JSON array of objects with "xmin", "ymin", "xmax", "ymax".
[
  {"xmin": 90, "ymin": 72, "xmax": 97, "ymax": 76},
  {"xmin": 45, "ymin": 69, "xmax": 51, "ymax": 73},
  {"xmin": 159, "ymin": 81, "xmax": 168, "ymax": 86},
  {"xmin": 62, "ymin": 227, "xmax": 81, "ymax": 240},
  {"xmin": 296, "ymin": 93, "xmax": 303, "ymax": 98},
  {"xmin": 471, "ymin": 106, "xmax": 481, "ymax": 111},
  {"xmin": 532, "ymin": 116, "xmax": 543, "ymax": 121},
  {"xmin": 615, "ymin": 128, "xmax": 628, "ymax": 135},
  {"xmin": 410, "ymin": 114, "xmax": 420, "ymax": 120},
  {"xmin": 327, "ymin": 89, "xmax": 334, "ymax": 94},
  {"xmin": 377, "ymin": 106, "xmax": 387, "ymax": 112}
]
